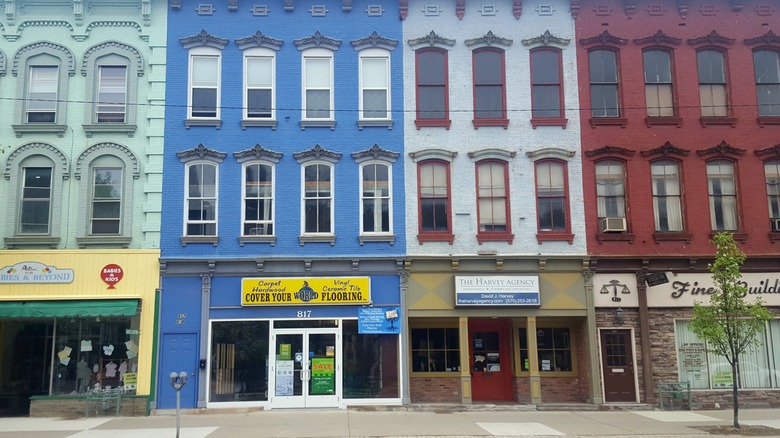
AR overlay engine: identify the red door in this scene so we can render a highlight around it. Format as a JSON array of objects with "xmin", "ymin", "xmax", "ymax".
[
  {"xmin": 600, "ymin": 329, "xmax": 637, "ymax": 402},
  {"xmin": 469, "ymin": 319, "xmax": 513, "ymax": 401}
]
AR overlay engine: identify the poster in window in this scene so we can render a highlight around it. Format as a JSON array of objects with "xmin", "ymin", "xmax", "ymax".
[
  {"xmin": 311, "ymin": 358, "xmax": 335, "ymax": 395},
  {"xmin": 275, "ymin": 360, "xmax": 295, "ymax": 396}
]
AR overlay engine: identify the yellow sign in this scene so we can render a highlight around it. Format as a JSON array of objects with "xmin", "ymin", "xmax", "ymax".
[{"xmin": 242, "ymin": 277, "xmax": 371, "ymax": 306}]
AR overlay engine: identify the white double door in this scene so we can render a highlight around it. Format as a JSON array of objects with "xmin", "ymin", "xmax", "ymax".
[{"xmin": 270, "ymin": 327, "xmax": 341, "ymax": 408}]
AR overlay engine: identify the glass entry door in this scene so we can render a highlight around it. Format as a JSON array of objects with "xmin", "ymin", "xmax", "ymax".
[{"xmin": 271, "ymin": 328, "xmax": 339, "ymax": 408}]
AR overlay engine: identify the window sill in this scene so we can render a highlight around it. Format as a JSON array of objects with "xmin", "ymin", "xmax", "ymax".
[
  {"xmin": 415, "ymin": 119, "xmax": 451, "ymax": 130},
  {"xmin": 531, "ymin": 117, "xmax": 568, "ymax": 129},
  {"xmin": 645, "ymin": 117, "xmax": 682, "ymax": 127},
  {"xmin": 595, "ymin": 232, "xmax": 635, "ymax": 243},
  {"xmin": 358, "ymin": 120, "xmax": 393, "ymax": 130},
  {"xmin": 241, "ymin": 119, "xmax": 277, "ymax": 130},
  {"xmin": 417, "ymin": 233, "xmax": 454, "ymax": 244},
  {"xmin": 589, "ymin": 117, "xmax": 627, "ymax": 128},
  {"xmin": 653, "ymin": 232, "xmax": 692, "ymax": 243},
  {"xmin": 300, "ymin": 120, "xmax": 336, "ymax": 130},
  {"xmin": 12, "ymin": 123, "xmax": 67, "ymax": 138},
  {"xmin": 769, "ymin": 232, "xmax": 780, "ymax": 242},
  {"xmin": 477, "ymin": 233, "xmax": 514, "ymax": 244},
  {"xmin": 472, "ymin": 118, "xmax": 509, "ymax": 129},
  {"xmin": 82, "ymin": 123, "xmax": 137, "ymax": 138},
  {"xmin": 4, "ymin": 236, "xmax": 60, "ymax": 249},
  {"xmin": 180, "ymin": 236, "xmax": 219, "ymax": 246},
  {"xmin": 359, "ymin": 235, "xmax": 395, "ymax": 245},
  {"xmin": 299, "ymin": 234, "xmax": 336, "ymax": 245},
  {"xmin": 700, "ymin": 117, "xmax": 737, "ymax": 127},
  {"xmin": 536, "ymin": 232, "xmax": 574, "ymax": 244},
  {"xmin": 758, "ymin": 116, "xmax": 780, "ymax": 127},
  {"xmin": 185, "ymin": 119, "xmax": 222, "ymax": 129},
  {"xmin": 76, "ymin": 236, "xmax": 132, "ymax": 248},
  {"xmin": 239, "ymin": 235, "xmax": 277, "ymax": 246},
  {"xmin": 709, "ymin": 231, "xmax": 746, "ymax": 243}
]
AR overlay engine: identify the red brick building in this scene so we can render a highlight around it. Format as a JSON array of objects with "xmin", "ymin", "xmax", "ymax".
[{"xmin": 575, "ymin": 0, "xmax": 780, "ymax": 407}]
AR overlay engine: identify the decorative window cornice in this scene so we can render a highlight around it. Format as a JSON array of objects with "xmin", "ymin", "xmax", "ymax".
[
  {"xmin": 465, "ymin": 31, "xmax": 513, "ymax": 49},
  {"xmin": 468, "ymin": 148, "xmax": 517, "ymax": 161},
  {"xmin": 15, "ymin": 20, "xmax": 74, "ymax": 36},
  {"xmin": 179, "ymin": 30, "xmax": 229, "ymax": 50},
  {"xmin": 75, "ymin": 142, "xmax": 140, "ymax": 180},
  {"xmin": 744, "ymin": 30, "xmax": 780, "ymax": 46},
  {"xmin": 12, "ymin": 41, "xmax": 75, "ymax": 76},
  {"xmin": 176, "ymin": 144, "xmax": 227, "ymax": 163},
  {"xmin": 82, "ymin": 21, "xmax": 146, "ymax": 42},
  {"xmin": 407, "ymin": 31, "xmax": 456, "ymax": 49},
  {"xmin": 352, "ymin": 31, "xmax": 398, "ymax": 51},
  {"xmin": 521, "ymin": 30, "xmax": 570, "ymax": 48},
  {"xmin": 640, "ymin": 141, "xmax": 690, "ymax": 158},
  {"xmin": 4, "ymin": 142, "xmax": 70, "ymax": 180},
  {"xmin": 294, "ymin": 31, "xmax": 342, "ymax": 51},
  {"xmin": 585, "ymin": 145, "xmax": 635, "ymax": 158},
  {"xmin": 236, "ymin": 31, "xmax": 284, "ymax": 51},
  {"xmin": 633, "ymin": 30, "xmax": 682, "ymax": 46},
  {"xmin": 293, "ymin": 144, "xmax": 342, "ymax": 164},
  {"xmin": 351, "ymin": 144, "xmax": 400, "ymax": 164},
  {"xmin": 755, "ymin": 143, "xmax": 780, "ymax": 158},
  {"xmin": 525, "ymin": 148, "xmax": 575, "ymax": 161},
  {"xmin": 409, "ymin": 149, "xmax": 457, "ymax": 163},
  {"xmin": 579, "ymin": 30, "xmax": 628, "ymax": 47},
  {"xmin": 81, "ymin": 41, "xmax": 145, "ymax": 77},
  {"xmin": 696, "ymin": 141, "xmax": 745, "ymax": 157},
  {"xmin": 687, "ymin": 30, "xmax": 735, "ymax": 46},
  {"xmin": 233, "ymin": 144, "xmax": 283, "ymax": 164}
]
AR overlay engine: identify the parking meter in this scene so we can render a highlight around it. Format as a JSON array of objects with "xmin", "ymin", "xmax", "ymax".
[{"xmin": 169, "ymin": 371, "xmax": 188, "ymax": 438}]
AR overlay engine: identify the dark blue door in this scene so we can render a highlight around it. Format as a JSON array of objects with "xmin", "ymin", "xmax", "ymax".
[{"xmin": 158, "ymin": 333, "xmax": 198, "ymax": 409}]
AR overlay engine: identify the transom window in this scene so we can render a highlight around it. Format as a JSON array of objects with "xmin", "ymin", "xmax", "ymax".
[
  {"xmin": 536, "ymin": 161, "xmax": 567, "ymax": 231},
  {"xmin": 753, "ymin": 49, "xmax": 780, "ymax": 117},
  {"xmin": 361, "ymin": 163, "xmax": 391, "ymax": 234},
  {"xmin": 643, "ymin": 49, "xmax": 674, "ymax": 117},
  {"xmin": 90, "ymin": 167, "xmax": 122, "ymax": 235},
  {"xmin": 415, "ymin": 48, "xmax": 449, "ymax": 123},
  {"xmin": 531, "ymin": 49, "xmax": 563, "ymax": 118},
  {"xmin": 189, "ymin": 53, "xmax": 220, "ymax": 118},
  {"xmin": 96, "ymin": 66, "xmax": 128, "ymax": 123},
  {"xmin": 472, "ymin": 48, "xmax": 506, "ymax": 120},
  {"xmin": 418, "ymin": 160, "xmax": 451, "ymax": 235},
  {"xmin": 589, "ymin": 49, "xmax": 619, "ymax": 118},
  {"xmin": 185, "ymin": 163, "xmax": 218, "ymax": 236},
  {"xmin": 651, "ymin": 161, "xmax": 683, "ymax": 232},
  {"xmin": 27, "ymin": 66, "xmax": 59, "ymax": 123},
  {"xmin": 245, "ymin": 55, "xmax": 274, "ymax": 119},
  {"xmin": 242, "ymin": 163, "xmax": 274, "ymax": 236},
  {"xmin": 303, "ymin": 52, "xmax": 334, "ymax": 120},
  {"xmin": 360, "ymin": 52, "xmax": 390, "ymax": 120},
  {"xmin": 20, "ymin": 167, "xmax": 53, "ymax": 234},
  {"xmin": 476, "ymin": 161, "xmax": 509, "ymax": 233},
  {"xmin": 303, "ymin": 163, "xmax": 333, "ymax": 234},
  {"xmin": 697, "ymin": 50, "xmax": 727, "ymax": 117},
  {"xmin": 706, "ymin": 160, "xmax": 738, "ymax": 231},
  {"xmin": 595, "ymin": 160, "xmax": 626, "ymax": 219}
]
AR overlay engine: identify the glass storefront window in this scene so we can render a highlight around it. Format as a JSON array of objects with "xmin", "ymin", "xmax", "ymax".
[
  {"xmin": 411, "ymin": 327, "xmax": 459, "ymax": 373},
  {"xmin": 209, "ymin": 320, "xmax": 270, "ymax": 402},
  {"xmin": 519, "ymin": 327, "xmax": 573, "ymax": 372},
  {"xmin": 342, "ymin": 320, "xmax": 399, "ymax": 398}
]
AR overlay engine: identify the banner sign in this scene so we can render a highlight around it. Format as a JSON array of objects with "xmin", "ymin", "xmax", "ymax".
[
  {"xmin": 455, "ymin": 276, "xmax": 540, "ymax": 306},
  {"xmin": 1, "ymin": 262, "xmax": 74, "ymax": 284},
  {"xmin": 310, "ymin": 358, "xmax": 335, "ymax": 395},
  {"xmin": 242, "ymin": 277, "xmax": 370, "ymax": 306},
  {"xmin": 358, "ymin": 307, "xmax": 401, "ymax": 334}
]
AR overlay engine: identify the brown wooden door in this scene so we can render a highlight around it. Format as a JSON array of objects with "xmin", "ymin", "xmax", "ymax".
[
  {"xmin": 469, "ymin": 319, "xmax": 513, "ymax": 401},
  {"xmin": 600, "ymin": 329, "xmax": 637, "ymax": 402}
]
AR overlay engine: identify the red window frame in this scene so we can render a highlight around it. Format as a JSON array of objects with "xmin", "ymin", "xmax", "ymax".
[
  {"xmin": 530, "ymin": 48, "xmax": 567, "ymax": 128},
  {"xmin": 475, "ymin": 160, "xmax": 513, "ymax": 244},
  {"xmin": 415, "ymin": 48, "xmax": 451, "ymax": 129},
  {"xmin": 472, "ymin": 47, "xmax": 509, "ymax": 128},
  {"xmin": 642, "ymin": 47, "xmax": 682, "ymax": 125},
  {"xmin": 417, "ymin": 160, "xmax": 453, "ymax": 243},
  {"xmin": 534, "ymin": 160, "xmax": 573, "ymax": 243}
]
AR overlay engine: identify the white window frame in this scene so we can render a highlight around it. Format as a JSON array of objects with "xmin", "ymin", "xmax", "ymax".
[
  {"xmin": 89, "ymin": 166, "xmax": 124, "ymax": 235},
  {"xmin": 358, "ymin": 48, "xmax": 391, "ymax": 121},
  {"xmin": 184, "ymin": 161, "xmax": 219, "ymax": 237},
  {"xmin": 96, "ymin": 65, "xmax": 128, "ymax": 123},
  {"xmin": 651, "ymin": 160, "xmax": 684, "ymax": 232},
  {"xmin": 241, "ymin": 161, "xmax": 275, "ymax": 237},
  {"xmin": 706, "ymin": 159, "xmax": 738, "ymax": 231},
  {"xmin": 26, "ymin": 65, "xmax": 59, "ymax": 123},
  {"xmin": 301, "ymin": 162, "xmax": 334, "ymax": 236},
  {"xmin": 359, "ymin": 161, "xmax": 393, "ymax": 236},
  {"xmin": 243, "ymin": 48, "xmax": 276, "ymax": 121},
  {"xmin": 301, "ymin": 48, "xmax": 334, "ymax": 121},
  {"xmin": 188, "ymin": 47, "xmax": 221, "ymax": 120}
]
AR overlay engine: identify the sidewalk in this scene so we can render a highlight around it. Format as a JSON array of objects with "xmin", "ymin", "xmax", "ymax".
[{"xmin": 1, "ymin": 408, "xmax": 779, "ymax": 438}]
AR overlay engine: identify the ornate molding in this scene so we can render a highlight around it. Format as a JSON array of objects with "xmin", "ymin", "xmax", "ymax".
[
  {"xmin": 4, "ymin": 142, "xmax": 69, "ymax": 180},
  {"xmin": 180, "ymin": 30, "xmax": 229, "ymax": 50},
  {"xmin": 579, "ymin": 30, "xmax": 628, "ymax": 47},
  {"xmin": 176, "ymin": 144, "xmax": 227, "ymax": 163},
  {"xmin": 634, "ymin": 30, "xmax": 682, "ymax": 46},
  {"xmin": 399, "ymin": 0, "xmax": 408, "ymax": 19},
  {"xmin": 351, "ymin": 144, "xmax": 400, "ymax": 163},
  {"xmin": 513, "ymin": 0, "xmax": 523, "ymax": 18},
  {"xmin": 294, "ymin": 31, "xmax": 342, "ymax": 51},
  {"xmin": 408, "ymin": 148, "xmax": 458, "ymax": 162},
  {"xmin": 468, "ymin": 148, "xmax": 517, "ymax": 161},
  {"xmin": 755, "ymin": 143, "xmax": 780, "ymax": 158},
  {"xmin": 12, "ymin": 41, "xmax": 75, "ymax": 76},
  {"xmin": 570, "ymin": 0, "xmax": 580, "ymax": 18},
  {"xmin": 83, "ymin": 21, "xmax": 145, "ymax": 42},
  {"xmin": 465, "ymin": 31, "xmax": 513, "ymax": 48},
  {"xmin": 233, "ymin": 144, "xmax": 283, "ymax": 164},
  {"xmin": 525, "ymin": 148, "xmax": 575, "ymax": 161},
  {"xmin": 677, "ymin": 0, "xmax": 689, "ymax": 18},
  {"xmin": 352, "ymin": 31, "xmax": 398, "ymax": 51},
  {"xmin": 456, "ymin": 0, "xmax": 465, "ymax": 18},
  {"xmin": 687, "ymin": 30, "xmax": 735, "ymax": 46},
  {"xmin": 521, "ymin": 30, "xmax": 570, "ymax": 48},
  {"xmin": 14, "ymin": 20, "xmax": 74, "ymax": 38},
  {"xmin": 696, "ymin": 141, "xmax": 745, "ymax": 157},
  {"xmin": 640, "ymin": 141, "xmax": 690, "ymax": 158},
  {"xmin": 0, "ymin": 48, "xmax": 5, "ymax": 76},
  {"xmin": 745, "ymin": 30, "xmax": 780, "ymax": 46},
  {"xmin": 81, "ymin": 41, "xmax": 144, "ymax": 77},
  {"xmin": 293, "ymin": 144, "xmax": 343, "ymax": 164},
  {"xmin": 624, "ymin": 0, "xmax": 637, "ymax": 18},
  {"xmin": 585, "ymin": 145, "xmax": 635, "ymax": 158},
  {"xmin": 236, "ymin": 31, "xmax": 283, "ymax": 51},
  {"xmin": 75, "ymin": 142, "xmax": 141, "ymax": 180},
  {"xmin": 407, "ymin": 31, "xmax": 455, "ymax": 49}
]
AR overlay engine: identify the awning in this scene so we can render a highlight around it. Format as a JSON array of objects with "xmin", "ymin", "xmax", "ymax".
[{"xmin": 0, "ymin": 299, "xmax": 139, "ymax": 318}]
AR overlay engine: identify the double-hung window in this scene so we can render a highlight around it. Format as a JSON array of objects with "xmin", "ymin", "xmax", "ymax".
[
  {"xmin": 536, "ymin": 161, "xmax": 568, "ymax": 232},
  {"xmin": 245, "ymin": 54, "xmax": 274, "ymax": 120},
  {"xmin": 20, "ymin": 167, "xmax": 53, "ymax": 234},
  {"xmin": 243, "ymin": 163, "xmax": 274, "ymax": 236},
  {"xmin": 303, "ymin": 163, "xmax": 333, "ymax": 234},
  {"xmin": 361, "ymin": 163, "xmax": 391, "ymax": 235},
  {"xmin": 90, "ymin": 167, "xmax": 123, "ymax": 234},
  {"xmin": 96, "ymin": 66, "xmax": 128, "ymax": 123},
  {"xmin": 697, "ymin": 50, "xmax": 728, "ymax": 117},
  {"xmin": 13, "ymin": 44, "xmax": 71, "ymax": 137},
  {"xmin": 185, "ymin": 162, "xmax": 218, "ymax": 236},
  {"xmin": 589, "ymin": 49, "xmax": 620, "ymax": 118},
  {"xmin": 531, "ymin": 49, "xmax": 564, "ymax": 119},
  {"xmin": 359, "ymin": 50, "xmax": 390, "ymax": 121},
  {"xmin": 476, "ymin": 160, "xmax": 510, "ymax": 238},
  {"xmin": 415, "ymin": 48, "xmax": 449, "ymax": 127},
  {"xmin": 643, "ymin": 49, "xmax": 675, "ymax": 117},
  {"xmin": 707, "ymin": 160, "xmax": 738, "ymax": 231},
  {"xmin": 27, "ymin": 66, "xmax": 59, "ymax": 123},
  {"xmin": 472, "ymin": 48, "xmax": 507, "ymax": 125},
  {"xmin": 765, "ymin": 160, "xmax": 780, "ymax": 232},
  {"xmin": 418, "ymin": 160, "xmax": 452, "ymax": 242},
  {"xmin": 595, "ymin": 160, "xmax": 627, "ymax": 232},
  {"xmin": 651, "ymin": 161, "xmax": 683, "ymax": 232},
  {"xmin": 753, "ymin": 49, "xmax": 780, "ymax": 117},
  {"xmin": 303, "ymin": 50, "xmax": 334, "ymax": 121},
  {"xmin": 189, "ymin": 51, "xmax": 220, "ymax": 118}
]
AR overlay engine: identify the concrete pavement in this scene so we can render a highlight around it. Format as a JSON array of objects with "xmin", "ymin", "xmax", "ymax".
[{"xmin": 0, "ymin": 408, "xmax": 779, "ymax": 438}]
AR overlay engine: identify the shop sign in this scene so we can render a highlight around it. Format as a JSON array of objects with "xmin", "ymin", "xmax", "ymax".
[
  {"xmin": 358, "ymin": 307, "xmax": 401, "ymax": 334},
  {"xmin": 310, "ymin": 358, "xmax": 335, "ymax": 395},
  {"xmin": 0, "ymin": 261, "xmax": 74, "ymax": 284},
  {"xmin": 649, "ymin": 273, "xmax": 780, "ymax": 307},
  {"xmin": 101, "ymin": 264, "xmax": 124, "ymax": 289},
  {"xmin": 241, "ymin": 277, "xmax": 370, "ymax": 306},
  {"xmin": 455, "ymin": 275, "xmax": 540, "ymax": 306}
]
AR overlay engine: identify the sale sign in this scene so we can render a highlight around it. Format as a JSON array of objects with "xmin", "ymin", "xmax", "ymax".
[{"xmin": 101, "ymin": 264, "xmax": 124, "ymax": 289}]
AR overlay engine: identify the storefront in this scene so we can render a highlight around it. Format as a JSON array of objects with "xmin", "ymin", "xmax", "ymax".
[
  {"xmin": 157, "ymin": 266, "xmax": 403, "ymax": 410},
  {"xmin": 593, "ymin": 271, "xmax": 780, "ymax": 407},
  {"xmin": 405, "ymin": 257, "xmax": 599, "ymax": 405},
  {"xmin": 0, "ymin": 251, "xmax": 158, "ymax": 416}
]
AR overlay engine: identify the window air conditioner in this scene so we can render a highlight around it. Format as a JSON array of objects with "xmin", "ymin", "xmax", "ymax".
[
  {"xmin": 771, "ymin": 219, "xmax": 780, "ymax": 232},
  {"xmin": 600, "ymin": 217, "xmax": 627, "ymax": 233}
]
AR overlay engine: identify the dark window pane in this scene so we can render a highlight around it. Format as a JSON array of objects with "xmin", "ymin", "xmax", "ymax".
[
  {"xmin": 417, "ymin": 51, "xmax": 445, "ymax": 85},
  {"xmin": 697, "ymin": 50, "xmax": 725, "ymax": 83},
  {"xmin": 474, "ymin": 50, "xmax": 502, "ymax": 84},
  {"xmin": 418, "ymin": 87, "xmax": 445, "ymax": 119},
  {"xmin": 589, "ymin": 50, "xmax": 617, "ymax": 83},
  {"xmin": 192, "ymin": 89, "xmax": 217, "ymax": 117},
  {"xmin": 475, "ymin": 86, "xmax": 503, "ymax": 118},
  {"xmin": 591, "ymin": 84, "xmax": 619, "ymax": 117},
  {"xmin": 248, "ymin": 89, "xmax": 272, "ymax": 118},
  {"xmin": 532, "ymin": 50, "xmax": 560, "ymax": 84},
  {"xmin": 533, "ymin": 86, "xmax": 561, "ymax": 118}
]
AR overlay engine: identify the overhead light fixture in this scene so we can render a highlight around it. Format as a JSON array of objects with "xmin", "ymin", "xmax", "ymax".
[{"xmin": 614, "ymin": 306, "xmax": 624, "ymax": 325}]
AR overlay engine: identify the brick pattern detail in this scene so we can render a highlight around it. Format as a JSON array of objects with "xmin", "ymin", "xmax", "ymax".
[{"xmin": 409, "ymin": 377, "xmax": 462, "ymax": 402}]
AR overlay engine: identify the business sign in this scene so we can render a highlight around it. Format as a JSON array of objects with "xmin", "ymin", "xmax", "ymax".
[
  {"xmin": 358, "ymin": 307, "xmax": 401, "ymax": 334},
  {"xmin": 0, "ymin": 262, "xmax": 74, "ymax": 284},
  {"xmin": 455, "ymin": 276, "xmax": 540, "ymax": 306},
  {"xmin": 241, "ymin": 277, "xmax": 371, "ymax": 306},
  {"xmin": 310, "ymin": 358, "xmax": 335, "ymax": 395},
  {"xmin": 101, "ymin": 264, "xmax": 124, "ymax": 289}
]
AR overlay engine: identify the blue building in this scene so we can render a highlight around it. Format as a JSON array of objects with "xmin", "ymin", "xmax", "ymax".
[{"xmin": 157, "ymin": 0, "xmax": 405, "ymax": 409}]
